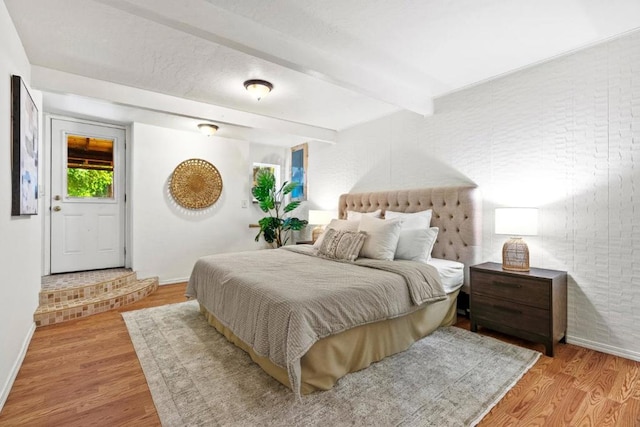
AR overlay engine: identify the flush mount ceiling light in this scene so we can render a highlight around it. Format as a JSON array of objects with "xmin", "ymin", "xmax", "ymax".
[
  {"xmin": 243, "ymin": 79, "xmax": 273, "ymax": 101},
  {"xmin": 197, "ymin": 123, "xmax": 219, "ymax": 136}
]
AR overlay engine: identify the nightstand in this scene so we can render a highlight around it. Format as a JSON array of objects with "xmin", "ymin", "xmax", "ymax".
[{"xmin": 470, "ymin": 262, "xmax": 567, "ymax": 357}]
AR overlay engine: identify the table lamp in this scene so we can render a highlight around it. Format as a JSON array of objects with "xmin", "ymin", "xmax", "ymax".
[
  {"xmin": 308, "ymin": 210, "xmax": 335, "ymax": 242},
  {"xmin": 495, "ymin": 208, "xmax": 538, "ymax": 272}
]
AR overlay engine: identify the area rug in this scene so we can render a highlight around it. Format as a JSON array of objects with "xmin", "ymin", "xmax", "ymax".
[{"xmin": 123, "ymin": 301, "xmax": 540, "ymax": 426}]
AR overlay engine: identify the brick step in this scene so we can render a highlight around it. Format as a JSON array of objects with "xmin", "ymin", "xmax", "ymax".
[
  {"xmin": 39, "ymin": 268, "xmax": 138, "ymax": 305},
  {"xmin": 34, "ymin": 277, "xmax": 159, "ymax": 327}
]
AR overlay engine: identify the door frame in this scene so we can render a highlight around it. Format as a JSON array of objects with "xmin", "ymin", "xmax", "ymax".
[{"xmin": 42, "ymin": 114, "xmax": 131, "ymax": 276}]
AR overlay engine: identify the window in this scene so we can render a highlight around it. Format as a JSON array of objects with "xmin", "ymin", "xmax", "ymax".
[{"xmin": 66, "ymin": 135, "xmax": 114, "ymax": 198}]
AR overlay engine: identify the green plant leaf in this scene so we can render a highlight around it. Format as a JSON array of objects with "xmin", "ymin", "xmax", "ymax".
[
  {"xmin": 259, "ymin": 199, "xmax": 275, "ymax": 212},
  {"xmin": 282, "ymin": 181, "xmax": 299, "ymax": 195},
  {"xmin": 283, "ymin": 201, "xmax": 301, "ymax": 213},
  {"xmin": 282, "ymin": 217, "xmax": 308, "ymax": 231},
  {"xmin": 251, "ymin": 186, "xmax": 270, "ymax": 202},
  {"xmin": 255, "ymin": 168, "xmax": 276, "ymax": 189},
  {"xmin": 259, "ymin": 216, "xmax": 281, "ymax": 229},
  {"xmin": 256, "ymin": 216, "xmax": 281, "ymax": 244},
  {"xmin": 262, "ymin": 227, "xmax": 277, "ymax": 243}
]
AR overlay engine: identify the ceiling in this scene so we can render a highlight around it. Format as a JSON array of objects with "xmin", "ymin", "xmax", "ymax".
[{"xmin": 5, "ymin": 0, "xmax": 640, "ymax": 144}]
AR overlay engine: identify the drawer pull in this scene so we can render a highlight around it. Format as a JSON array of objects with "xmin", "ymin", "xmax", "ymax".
[
  {"xmin": 492, "ymin": 281, "xmax": 522, "ymax": 289},
  {"xmin": 491, "ymin": 305, "xmax": 522, "ymax": 315}
]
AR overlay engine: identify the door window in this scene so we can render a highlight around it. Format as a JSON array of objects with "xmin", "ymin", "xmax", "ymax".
[{"xmin": 66, "ymin": 134, "xmax": 114, "ymax": 199}]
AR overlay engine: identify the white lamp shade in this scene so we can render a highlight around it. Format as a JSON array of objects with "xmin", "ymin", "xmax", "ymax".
[
  {"xmin": 308, "ymin": 210, "xmax": 335, "ymax": 225},
  {"xmin": 495, "ymin": 208, "xmax": 538, "ymax": 236}
]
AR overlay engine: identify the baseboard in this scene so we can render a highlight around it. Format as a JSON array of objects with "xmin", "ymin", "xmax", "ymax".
[
  {"xmin": 159, "ymin": 277, "xmax": 189, "ymax": 286},
  {"xmin": 0, "ymin": 322, "xmax": 35, "ymax": 412},
  {"xmin": 566, "ymin": 335, "xmax": 640, "ymax": 362}
]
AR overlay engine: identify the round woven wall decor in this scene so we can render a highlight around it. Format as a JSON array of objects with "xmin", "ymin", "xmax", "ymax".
[{"xmin": 169, "ymin": 158, "xmax": 223, "ymax": 209}]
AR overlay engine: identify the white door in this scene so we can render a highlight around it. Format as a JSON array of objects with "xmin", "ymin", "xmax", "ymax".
[{"xmin": 50, "ymin": 119, "xmax": 125, "ymax": 273}]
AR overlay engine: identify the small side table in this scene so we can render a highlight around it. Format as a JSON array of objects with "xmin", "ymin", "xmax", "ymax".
[{"xmin": 469, "ymin": 262, "xmax": 567, "ymax": 357}]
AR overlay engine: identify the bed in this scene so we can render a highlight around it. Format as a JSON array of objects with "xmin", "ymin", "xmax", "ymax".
[{"xmin": 186, "ymin": 186, "xmax": 481, "ymax": 397}]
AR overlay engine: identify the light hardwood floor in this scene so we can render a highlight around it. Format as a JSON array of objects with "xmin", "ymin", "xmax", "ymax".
[{"xmin": 1, "ymin": 283, "xmax": 639, "ymax": 426}]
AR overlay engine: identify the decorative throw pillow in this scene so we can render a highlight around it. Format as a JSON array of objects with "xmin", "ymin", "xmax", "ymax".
[
  {"xmin": 346, "ymin": 209, "xmax": 382, "ymax": 221},
  {"xmin": 384, "ymin": 209, "xmax": 432, "ymax": 228},
  {"xmin": 357, "ymin": 215, "xmax": 404, "ymax": 261},
  {"xmin": 313, "ymin": 219, "xmax": 359, "ymax": 249},
  {"xmin": 395, "ymin": 227, "xmax": 439, "ymax": 263},
  {"xmin": 317, "ymin": 229, "xmax": 367, "ymax": 261}
]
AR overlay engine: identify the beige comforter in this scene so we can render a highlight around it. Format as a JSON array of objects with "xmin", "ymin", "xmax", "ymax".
[{"xmin": 185, "ymin": 245, "xmax": 446, "ymax": 398}]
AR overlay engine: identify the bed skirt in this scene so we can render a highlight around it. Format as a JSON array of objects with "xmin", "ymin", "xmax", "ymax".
[{"xmin": 199, "ymin": 289, "xmax": 459, "ymax": 394}]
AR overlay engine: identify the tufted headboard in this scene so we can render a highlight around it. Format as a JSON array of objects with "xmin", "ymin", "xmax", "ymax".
[{"xmin": 338, "ymin": 186, "xmax": 482, "ymax": 291}]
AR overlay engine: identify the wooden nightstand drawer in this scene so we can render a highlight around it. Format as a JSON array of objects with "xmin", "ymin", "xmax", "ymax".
[
  {"xmin": 472, "ymin": 271, "xmax": 549, "ymax": 309},
  {"xmin": 472, "ymin": 294, "xmax": 549, "ymax": 337}
]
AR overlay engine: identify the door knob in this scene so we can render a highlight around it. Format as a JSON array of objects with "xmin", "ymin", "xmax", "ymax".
[{"xmin": 53, "ymin": 206, "xmax": 62, "ymax": 212}]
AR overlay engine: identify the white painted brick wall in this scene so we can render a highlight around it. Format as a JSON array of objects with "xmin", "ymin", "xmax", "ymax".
[{"xmin": 309, "ymin": 30, "xmax": 640, "ymax": 360}]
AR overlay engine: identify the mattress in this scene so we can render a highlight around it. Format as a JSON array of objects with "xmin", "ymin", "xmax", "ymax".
[{"xmin": 428, "ymin": 257, "xmax": 465, "ymax": 293}]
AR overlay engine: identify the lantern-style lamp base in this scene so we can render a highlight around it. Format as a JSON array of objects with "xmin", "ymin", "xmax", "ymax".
[{"xmin": 502, "ymin": 237, "xmax": 530, "ymax": 272}]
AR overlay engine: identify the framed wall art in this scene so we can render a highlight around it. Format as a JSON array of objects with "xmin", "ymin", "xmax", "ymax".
[
  {"xmin": 11, "ymin": 75, "xmax": 39, "ymax": 216},
  {"xmin": 290, "ymin": 143, "xmax": 307, "ymax": 201},
  {"xmin": 252, "ymin": 162, "xmax": 281, "ymax": 202}
]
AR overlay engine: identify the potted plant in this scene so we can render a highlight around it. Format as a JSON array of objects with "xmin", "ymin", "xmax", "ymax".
[{"xmin": 252, "ymin": 168, "xmax": 308, "ymax": 247}]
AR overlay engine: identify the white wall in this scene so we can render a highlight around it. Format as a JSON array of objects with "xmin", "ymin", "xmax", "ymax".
[
  {"xmin": 130, "ymin": 123, "xmax": 287, "ymax": 283},
  {"xmin": 0, "ymin": 2, "xmax": 42, "ymax": 409},
  {"xmin": 310, "ymin": 30, "xmax": 640, "ymax": 360}
]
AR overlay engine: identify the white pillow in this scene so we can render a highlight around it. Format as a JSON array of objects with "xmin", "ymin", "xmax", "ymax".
[
  {"xmin": 395, "ymin": 227, "xmax": 439, "ymax": 263},
  {"xmin": 385, "ymin": 209, "xmax": 433, "ymax": 261},
  {"xmin": 346, "ymin": 209, "xmax": 382, "ymax": 221},
  {"xmin": 313, "ymin": 219, "xmax": 359, "ymax": 249},
  {"xmin": 385, "ymin": 209, "xmax": 432, "ymax": 228},
  {"xmin": 357, "ymin": 215, "xmax": 404, "ymax": 261}
]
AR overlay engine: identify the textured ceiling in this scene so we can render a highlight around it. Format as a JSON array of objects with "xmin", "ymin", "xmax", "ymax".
[{"xmin": 5, "ymin": 0, "xmax": 640, "ymax": 141}]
